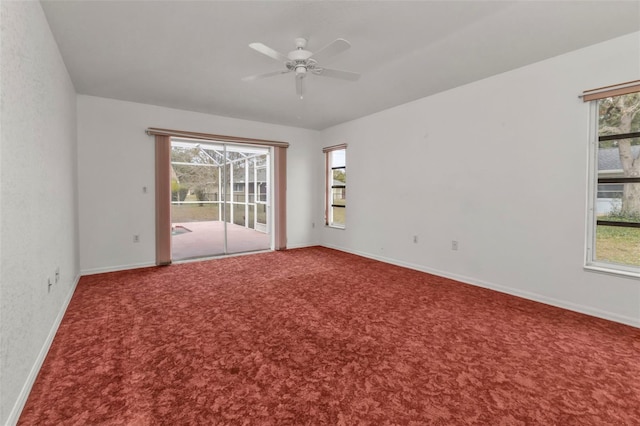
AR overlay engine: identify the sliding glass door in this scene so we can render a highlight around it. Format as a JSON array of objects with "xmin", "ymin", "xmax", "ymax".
[{"xmin": 170, "ymin": 138, "xmax": 272, "ymax": 260}]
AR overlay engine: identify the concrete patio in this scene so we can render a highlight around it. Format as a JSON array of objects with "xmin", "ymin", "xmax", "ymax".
[{"xmin": 172, "ymin": 221, "xmax": 271, "ymax": 260}]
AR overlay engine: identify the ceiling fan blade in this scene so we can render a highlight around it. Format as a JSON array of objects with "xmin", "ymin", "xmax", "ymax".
[
  {"xmin": 248, "ymin": 42, "xmax": 288, "ymax": 62},
  {"xmin": 315, "ymin": 67, "xmax": 360, "ymax": 81},
  {"xmin": 296, "ymin": 75, "xmax": 305, "ymax": 99},
  {"xmin": 310, "ymin": 38, "xmax": 351, "ymax": 63},
  {"xmin": 242, "ymin": 69, "xmax": 291, "ymax": 82}
]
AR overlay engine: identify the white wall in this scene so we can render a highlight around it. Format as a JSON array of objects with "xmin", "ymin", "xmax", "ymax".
[
  {"xmin": 0, "ymin": 1, "xmax": 80, "ymax": 424},
  {"xmin": 77, "ymin": 96, "xmax": 320, "ymax": 273},
  {"xmin": 320, "ymin": 32, "xmax": 640, "ymax": 327}
]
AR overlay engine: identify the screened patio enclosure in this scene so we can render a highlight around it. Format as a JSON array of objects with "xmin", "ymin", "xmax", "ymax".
[{"xmin": 170, "ymin": 138, "xmax": 272, "ymax": 259}]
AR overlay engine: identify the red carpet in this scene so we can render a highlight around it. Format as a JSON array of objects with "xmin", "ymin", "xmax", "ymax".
[{"xmin": 19, "ymin": 247, "xmax": 640, "ymax": 424}]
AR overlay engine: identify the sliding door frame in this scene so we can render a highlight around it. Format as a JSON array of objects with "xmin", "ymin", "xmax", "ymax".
[{"xmin": 149, "ymin": 128, "xmax": 288, "ymax": 265}]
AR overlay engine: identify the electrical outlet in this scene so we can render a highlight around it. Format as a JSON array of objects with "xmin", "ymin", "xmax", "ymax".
[
  {"xmin": 413, "ymin": 235, "xmax": 418, "ymax": 243},
  {"xmin": 142, "ymin": 186, "xmax": 148, "ymax": 194},
  {"xmin": 312, "ymin": 222, "xmax": 315, "ymax": 228},
  {"xmin": 451, "ymin": 240, "xmax": 458, "ymax": 251},
  {"xmin": 133, "ymin": 235, "xmax": 140, "ymax": 243}
]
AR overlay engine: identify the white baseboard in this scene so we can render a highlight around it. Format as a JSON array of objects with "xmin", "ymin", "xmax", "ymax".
[
  {"xmin": 286, "ymin": 242, "xmax": 317, "ymax": 250},
  {"xmin": 321, "ymin": 244, "xmax": 640, "ymax": 329},
  {"xmin": 6, "ymin": 274, "xmax": 81, "ymax": 426},
  {"xmin": 81, "ymin": 261, "xmax": 156, "ymax": 276}
]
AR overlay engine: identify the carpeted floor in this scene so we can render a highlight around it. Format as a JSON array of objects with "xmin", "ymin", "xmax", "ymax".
[{"xmin": 19, "ymin": 246, "xmax": 640, "ymax": 425}]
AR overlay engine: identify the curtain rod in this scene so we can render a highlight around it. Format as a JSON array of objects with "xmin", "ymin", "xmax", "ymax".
[
  {"xmin": 580, "ymin": 79, "xmax": 640, "ymax": 102},
  {"xmin": 146, "ymin": 127, "xmax": 290, "ymax": 148}
]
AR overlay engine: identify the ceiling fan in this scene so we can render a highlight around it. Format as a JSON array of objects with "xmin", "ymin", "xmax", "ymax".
[{"xmin": 243, "ymin": 37, "xmax": 360, "ymax": 99}]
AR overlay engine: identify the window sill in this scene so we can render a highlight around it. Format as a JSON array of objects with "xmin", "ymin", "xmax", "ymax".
[
  {"xmin": 584, "ymin": 264, "xmax": 640, "ymax": 279},
  {"xmin": 326, "ymin": 225, "xmax": 346, "ymax": 230}
]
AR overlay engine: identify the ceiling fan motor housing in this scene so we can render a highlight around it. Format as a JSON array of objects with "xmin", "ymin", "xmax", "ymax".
[{"xmin": 288, "ymin": 49, "xmax": 312, "ymax": 61}]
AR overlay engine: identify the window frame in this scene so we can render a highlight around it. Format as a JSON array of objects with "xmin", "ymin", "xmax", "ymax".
[
  {"xmin": 323, "ymin": 144, "xmax": 347, "ymax": 229},
  {"xmin": 585, "ymin": 98, "xmax": 640, "ymax": 278}
]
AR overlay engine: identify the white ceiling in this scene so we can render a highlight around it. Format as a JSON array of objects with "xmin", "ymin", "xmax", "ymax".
[{"xmin": 40, "ymin": 1, "xmax": 640, "ymax": 130}]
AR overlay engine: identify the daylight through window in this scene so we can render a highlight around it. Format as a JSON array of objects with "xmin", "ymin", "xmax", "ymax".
[
  {"xmin": 585, "ymin": 84, "xmax": 640, "ymax": 275},
  {"xmin": 323, "ymin": 144, "xmax": 347, "ymax": 228}
]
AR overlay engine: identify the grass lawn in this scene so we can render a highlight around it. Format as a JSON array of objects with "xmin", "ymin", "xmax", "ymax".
[
  {"xmin": 172, "ymin": 204, "xmax": 220, "ymax": 222},
  {"xmin": 595, "ymin": 225, "xmax": 640, "ymax": 267},
  {"xmin": 171, "ymin": 203, "xmax": 267, "ymax": 227}
]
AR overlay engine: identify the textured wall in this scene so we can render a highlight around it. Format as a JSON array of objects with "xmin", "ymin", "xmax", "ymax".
[
  {"xmin": 0, "ymin": 1, "xmax": 79, "ymax": 423},
  {"xmin": 320, "ymin": 32, "xmax": 640, "ymax": 327},
  {"xmin": 77, "ymin": 95, "xmax": 321, "ymax": 274}
]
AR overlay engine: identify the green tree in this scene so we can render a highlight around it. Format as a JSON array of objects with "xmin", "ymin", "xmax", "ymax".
[
  {"xmin": 599, "ymin": 93, "xmax": 640, "ymax": 217},
  {"xmin": 171, "ymin": 147, "xmax": 220, "ymax": 205},
  {"xmin": 171, "ymin": 178, "xmax": 189, "ymax": 202}
]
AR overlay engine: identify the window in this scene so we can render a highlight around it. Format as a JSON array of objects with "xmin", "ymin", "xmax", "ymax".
[
  {"xmin": 597, "ymin": 183, "xmax": 623, "ymax": 199},
  {"xmin": 149, "ymin": 128, "xmax": 289, "ymax": 265},
  {"xmin": 585, "ymin": 83, "xmax": 640, "ymax": 276},
  {"xmin": 323, "ymin": 144, "xmax": 347, "ymax": 228}
]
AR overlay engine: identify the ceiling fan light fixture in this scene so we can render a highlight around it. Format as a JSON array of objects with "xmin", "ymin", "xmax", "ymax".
[{"xmin": 295, "ymin": 65, "xmax": 307, "ymax": 76}]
